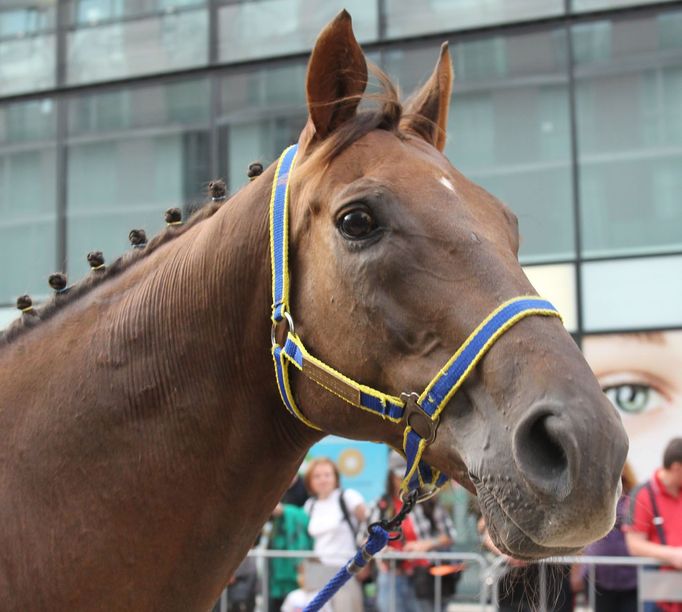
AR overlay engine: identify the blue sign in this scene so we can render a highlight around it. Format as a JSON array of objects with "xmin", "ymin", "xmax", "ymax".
[{"xmin": 307, "ymin": 437, "xmax": 389, "ymax": 504}]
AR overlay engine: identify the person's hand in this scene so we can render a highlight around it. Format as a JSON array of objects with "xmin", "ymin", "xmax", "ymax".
[
  {"xmin": 271, "ymin": 503, "xmax": 284, "ymax": 518},
  {"xmin": 403, "ymin": 540, "xmax": 433, "ymax": 553},
  {"xmin": 667, "ymin": 547, "xmax": 682, "ymax": 569}
]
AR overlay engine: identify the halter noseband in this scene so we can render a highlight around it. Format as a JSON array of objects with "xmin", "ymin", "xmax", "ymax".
[{"xmin": 269, "ymin": 144, "xmax": 561, "ymax": 500}]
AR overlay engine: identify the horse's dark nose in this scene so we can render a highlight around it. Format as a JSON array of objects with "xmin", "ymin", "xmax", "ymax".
[{"xmin": 512, "ymin": 407, "xmax": 578, "ymax": 501}]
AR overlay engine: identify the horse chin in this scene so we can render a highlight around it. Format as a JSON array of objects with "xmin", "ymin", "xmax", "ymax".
[{"xmin": 476, "ymin": 481, "xmax": 582, "ymax": 560}]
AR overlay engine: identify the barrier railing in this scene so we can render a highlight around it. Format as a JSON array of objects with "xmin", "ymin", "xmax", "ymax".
[
  {"xmin": 214, "ymin": 550, "xmax": 682, "ymax": 612},
  {"xmin": 487, "ymin": 555, "xmax": 682, "ymax": 612}
]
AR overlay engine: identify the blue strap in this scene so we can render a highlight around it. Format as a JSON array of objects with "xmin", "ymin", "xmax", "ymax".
[
  {"xmin": 303, "ymin": 524, "xmax": 389, "ymax": 612},
  {"xmin": 270, "ymin": 144, "xmax": 298, "ymax": 323}
]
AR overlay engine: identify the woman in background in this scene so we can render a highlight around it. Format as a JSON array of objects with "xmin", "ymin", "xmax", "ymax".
[{"xmin": 304, "ymin": 457, "xmax": 367, "ymax": 612}]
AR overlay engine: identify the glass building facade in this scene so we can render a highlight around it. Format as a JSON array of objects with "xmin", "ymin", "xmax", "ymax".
[{"xmin": 1, "ymin": 0, "xmax": 682, "ymax": 590}]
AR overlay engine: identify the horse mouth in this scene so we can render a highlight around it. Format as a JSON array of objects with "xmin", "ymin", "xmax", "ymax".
[{"xmin": 471, "ymin": 473, "xmax": 581, "ymax": 560}]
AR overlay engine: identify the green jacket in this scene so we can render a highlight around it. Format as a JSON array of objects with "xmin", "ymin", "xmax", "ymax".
[{"xmin": 269, "ymin": 504, "xmax": 312, "ymax": 599}]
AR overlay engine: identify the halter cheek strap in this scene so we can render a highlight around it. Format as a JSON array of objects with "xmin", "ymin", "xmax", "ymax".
[{"xmin": 269, "ymin": 144, "xmax": 562, "ymax": 499}]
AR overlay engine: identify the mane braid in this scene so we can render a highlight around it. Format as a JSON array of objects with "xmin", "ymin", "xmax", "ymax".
[{"xmin": 0, "ymin": 199, "xmax": 226, "ymax": 347}]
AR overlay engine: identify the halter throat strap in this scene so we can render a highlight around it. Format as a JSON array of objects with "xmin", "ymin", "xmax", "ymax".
[{"xmin": 269, "ymin": 144, "xmax": 561, "ymax": 499}]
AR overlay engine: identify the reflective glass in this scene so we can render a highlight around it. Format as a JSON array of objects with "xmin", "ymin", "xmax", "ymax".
[
  {"xmin": 66, "ymin": 80, "xmax": 211, "ymax": 280},
  {"xmin": 66, "ymin": 7, "xmax": 208, "ymax": 85},
  {"xmin": 0, "ymin": 1, "xmax": 56, "ymax": 95},
  {"xmin": 0, "ymin": 306, "xmax": 18, "ymax": 330},
  {"xmin": 68, "ymin": 0, "xmax": 205, "ymax": 25},
  {"xmin": 0, "ymin": 100, "xmax": 57, "ymax": 305},
  {"xmin": 219, "ymin": 63, "xmax": 307, "ymax": 191},
  {"xmin": 582, "ymin": 256, "xmax": 682, "ymax": 331},
  {"xmin": 385, "ymin": 0, "xmax": 563, "ymax": 39},
  {"xmin": 385, "ymin": 29, "xmax": 573, "ymax": 263},
  {"xmin": 574, "ymin": 10, "xmax": 682, "ymax": 257},
  {"xmin": 217, "ymin": 0, "xmax": 378, "ymax": 63},
  {"xmin": 0, "ymin": 36, "xmax": 55, "ymax": 96}
]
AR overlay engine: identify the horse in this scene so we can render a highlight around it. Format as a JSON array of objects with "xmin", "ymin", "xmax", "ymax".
[{"xmin": 0, "ymin": 11, "xmax": 627, "ymax": 611}]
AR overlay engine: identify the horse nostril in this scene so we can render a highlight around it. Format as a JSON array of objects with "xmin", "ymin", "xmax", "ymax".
[{"xmin": 513, "ymin": 410, "xmax": 576, "ymax": 501}]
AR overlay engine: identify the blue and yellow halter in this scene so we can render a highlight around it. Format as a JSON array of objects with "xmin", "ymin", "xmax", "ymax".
[{"xmin": 269, "ymin": 144, "xmax": 561, "ymax": 500}]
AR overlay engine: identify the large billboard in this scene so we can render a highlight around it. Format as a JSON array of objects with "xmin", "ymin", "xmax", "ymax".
[{"xmin": 583, "ymin": 329, "xmax": 682, "ymax": 482}]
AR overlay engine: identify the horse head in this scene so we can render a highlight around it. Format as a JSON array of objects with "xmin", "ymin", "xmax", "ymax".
[{"xmin": 276, "ymin": 11, "xmax": 627, "ymax": 559}]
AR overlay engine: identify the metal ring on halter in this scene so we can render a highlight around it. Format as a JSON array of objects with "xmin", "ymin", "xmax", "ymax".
[
  {"xmin": 400, "ymin": 392, "xmax": 439, "ymax": 445},
  {"xmin": 271, "ymin": 310, "xmax": 295, "ymax": 346},
  {"xmin": 403, "ymin": 483, "xmax": 439, "ymax": 503}
]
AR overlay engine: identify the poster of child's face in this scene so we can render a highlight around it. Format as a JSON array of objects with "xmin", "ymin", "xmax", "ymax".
[{"xmin": 583, "ymin": 330, "xmax": 682, "ymax": 482}]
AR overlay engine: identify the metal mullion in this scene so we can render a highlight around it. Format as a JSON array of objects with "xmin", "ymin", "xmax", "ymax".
[
  {"xmin": 565, "ymin": 0, "xmax": 585, "ymax": 339},
  {"xmin": 56, "ymin": 93, "xmax": 68, "ymax": 275}
]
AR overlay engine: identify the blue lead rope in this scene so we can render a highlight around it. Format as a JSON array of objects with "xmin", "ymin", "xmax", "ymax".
[
  {"xmin": 303, "ymin": 490, "xmax": 419, "ymax": 612},
  {"xmin": 303, "ymin": 524, "xmax": 389, "ymax": 612}
]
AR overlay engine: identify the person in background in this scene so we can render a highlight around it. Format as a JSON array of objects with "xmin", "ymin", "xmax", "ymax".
[
  {"xmin": 281, "ymin": 472, "xmax": 309, "ymax": 507},
  {"xmin": 304, "ymin": 457, "xmax": 367, "ymax": 611},
  {"xmin": 625, "ymin": 437, "xmax": 682, "ymax": 612},
  {"xmin": 280, "ymin": 563, "xmax": 332, "ymax": 612},
  {"xmin": 571, "ymin": 462, "xmax": 638, "ymax": 611},
  {"xmin": 370, "ymin": 452, "xmax": 456, "ymax": 612},
  {"xmin": 268, "ymin": 484, "xmax": 313, "ymax": 612}
]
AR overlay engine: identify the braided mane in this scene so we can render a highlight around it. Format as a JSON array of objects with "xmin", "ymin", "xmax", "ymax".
[{"xmin": 0, "ymin": 191, "xmax": 226, "ymax": 347}]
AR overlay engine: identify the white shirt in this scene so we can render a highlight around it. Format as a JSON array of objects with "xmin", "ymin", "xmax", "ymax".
[
  {"xmin": 281, "ymin": 588, "xmax": 332, "ymax": 612},
  {"xmin": 304, "ymin": 488, "xmax": 364, "ymax": 566}
]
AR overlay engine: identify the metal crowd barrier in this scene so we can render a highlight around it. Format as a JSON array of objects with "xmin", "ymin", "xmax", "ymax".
[
  {"xmin": 487, "ymin": 555, "xmax": 682, "ymax": 612},
  {"xmin": 215, "ymin": 550, "xmax": 682, "ymax": 612}
]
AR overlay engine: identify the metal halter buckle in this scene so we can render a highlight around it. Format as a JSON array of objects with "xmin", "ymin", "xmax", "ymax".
[
  {"xmin": 400, "ymin": 392, "xmax": 440, "ymax": 445},
  {"xmin": 271, "ymin": 310, "xmax": 295, "ymax": 347}
]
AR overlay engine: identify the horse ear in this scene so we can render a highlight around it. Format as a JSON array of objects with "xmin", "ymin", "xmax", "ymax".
[
  {"xmin": 401, "ymin": 43, "xmax": 453, "ymax": 152},
  {"xmin": 304, "ymin": 10, "xmax": 368, "ymax": 142}
]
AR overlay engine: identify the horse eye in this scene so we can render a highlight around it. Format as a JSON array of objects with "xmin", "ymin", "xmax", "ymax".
[{"xmin": 337, "ymin": 209, "xmax": 377, "ymax": 240}]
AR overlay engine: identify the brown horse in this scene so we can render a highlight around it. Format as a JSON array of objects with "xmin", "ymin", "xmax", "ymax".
[{"xmin": 0, "ymin": 12, "xmax": 627, "ymax": 612}]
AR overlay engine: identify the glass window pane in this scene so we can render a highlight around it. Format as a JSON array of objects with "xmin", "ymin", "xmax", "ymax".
[
  {"xmin": 385, "ymin": 29, "xmax": 574, "ymax": 263},
  {"xmin": 66, "ymin": 7, "xmax": 208, "ymax": 85},
  {"xmin": 522, "ymin": 264, "xmax": 577, "ymax": 331},
  {"xmin": 0, "ymin": 2, "xmax": 55, "ymax": 95},
  {"xmin": 68, "ymin": 0, "xmax": 205, "ymax": 24},
  {"xmin": 66, "ymin": 80, "xmax": 210, "ymax": 280},
  {"xmin": 582, "ymin": 329, "xmax": 682, "ymax": 482},
  {"xmin": 0, "ymin": 99, "xmax": 56, "ymax": 144},
  {"xmin": 68, "ymin": 79, "xmax": 210, "ymax": 135},
  {"xmin": 219, "ymin": 63, "xmax": 307, "ymax": 191},
  {"xmin": 0, "ymin": 148, "xmax": 57, "ymax": 304},
  {"xmin": 0, "ymin": 306, "xmax": 18, "ymax": 330},
  {"xmin": 0, "ymin": 99, "xmax": 57, "ymax": 305},
  {"xmin": 582, "ymin": 255, "xmax": 682, "ymax": 331},
  {"xmin": 575, "ymin": 10, "xmax": 682, "ymax": 257},
  {"xmin": 385, "ymin": 0, "xmax": 563, "ymax": 39},
  {"xmin": 217, "ymin": 0, "xmax": 378, "ymax": 63},
  {"xmin": 0, "ymin": 35, "xmax": 55, "ymax": 96}
]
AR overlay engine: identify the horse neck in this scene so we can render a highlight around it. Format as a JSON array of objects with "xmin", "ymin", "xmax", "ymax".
[{"xmin": 0, "ymin": 170, "xmax": 320, "ymax": 610}]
